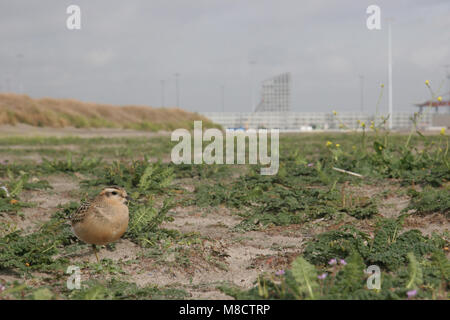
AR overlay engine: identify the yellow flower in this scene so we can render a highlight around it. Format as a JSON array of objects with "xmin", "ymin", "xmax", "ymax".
[
  {"xmin": 425, "ymin": 80, "xmax": 430, "ymax": 86},
  {"xmin": 326, "ymin": 141, "xmax": 332, "ymax": 147},
  {"xmin": 333, "ymin": 110, "xmax": 337, "ymax": 115},
  {"xmin": 380, "ymin": 84, "xmax": 384, "ymax": 88},
  {"xmin": 379, "ymin": 146, "xmax": 382, "ymax": 150},
  {"xmin": 361, "ymin": 122, "xmax": 366, "ymax": 128},
  {"xmin": 336, "ymin": 144, "xmax": 340, "ymax": 148},
  {"xmin": 437, "ymin": 96, "xmax": 442, "ymax": 102},
  {"xmin": 10, "ymin": 199, "xmax": 18, "ymax": 205},
  {"xmin": 441, "ymin": 127, "xmax": 446, "ymax": 136}
]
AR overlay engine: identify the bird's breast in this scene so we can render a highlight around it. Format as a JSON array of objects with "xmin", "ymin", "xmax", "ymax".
[{"xmin": 72, "ymin": 206, "xmax": 129, "ymax": 245}]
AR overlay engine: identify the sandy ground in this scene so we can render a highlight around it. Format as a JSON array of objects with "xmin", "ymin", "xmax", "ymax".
[{"xmin": 3, "ymin": 172, "xmax": 447, "ymax": 299}]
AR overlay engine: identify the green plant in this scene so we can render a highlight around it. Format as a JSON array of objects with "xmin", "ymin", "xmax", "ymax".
[
  {"xmin": 82, "ymin": 158, "xmax": 174, "ymax": 198},
  {"xmin": 404, "ymin": 187, "xmax": 450, "ymax": 217},
  {"xmin": 222, "ymin": 220, "xmax": 448, "ymax": 300},
  {"xmin": 291, "ymin": 257, "xmax": 318, "ymax": 299},
  {"xmin": 41, "ymin": 153, "xmax": 103, "ymax": 173},
  {"xmin": 125, "ymin": 198, "xmax": 175, "ymax": 247},
  {"xmin": 302, "ymin": 218, "xmax": 443, "ymax": 271},
  {"xmin": 0, "ymin": 171, "xmax": 46, "ymax": 215},
  {"xmin": 0, "ymin": 202, "xmax": 79, "ymax": 274},
  {"xmin": 67, "ymin": 278, "xmax": 188, "ymax": 300},
  {"xmin": 406, "ymin": 252, "xmax": 423, "ymax": 289}
]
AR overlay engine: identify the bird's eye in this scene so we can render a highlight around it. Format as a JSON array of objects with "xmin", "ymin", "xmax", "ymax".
[{"xmin": 111, "ymin": 191, "xmax": 118, "ymax": 195}]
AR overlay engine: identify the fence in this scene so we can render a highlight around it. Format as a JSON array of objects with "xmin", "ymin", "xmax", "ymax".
[{"xmin": 201, "ymin": 112, "xmax": 435, "ymax": 131}]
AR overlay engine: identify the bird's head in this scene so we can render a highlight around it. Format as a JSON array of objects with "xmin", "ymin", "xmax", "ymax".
[{"xmin": 99, "ymin": 186, "xmax": 130, "ymax": 205}]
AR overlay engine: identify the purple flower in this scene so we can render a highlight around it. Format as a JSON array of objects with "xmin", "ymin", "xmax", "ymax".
[
  {"xmin": 307, "ymin": 163, "xmax": 314, "ymax": 167},
  {"xmin": 328, "ymin": 258, "xmax": 337, "ymax": 265},
  {"xmin": 339, "ymin": 259, "xmax": 347, "ymax": 265},
  {"xmin": 407, "ymin": 290, "xmax": 417, "ymax": 298},
  {"xmin": 318, "ymin": 273, "xmax": 328, "ymax": 280},
  {"xmin": 0, "ymin": 284, "xmax": 5, "ymax": 292},
  {"xmin": 275, "ymin": 269, "xmax": 285, "ymax": 276}
]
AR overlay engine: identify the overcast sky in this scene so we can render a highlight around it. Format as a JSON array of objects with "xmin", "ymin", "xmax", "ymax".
[{"xmin": 1, "ymin": 0, "xmax": 449, "ymax": 113}]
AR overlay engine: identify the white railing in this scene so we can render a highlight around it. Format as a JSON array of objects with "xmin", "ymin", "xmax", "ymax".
[{"xmin": 201, "ymin": 112, "xmax": 434, "ymax": 130}]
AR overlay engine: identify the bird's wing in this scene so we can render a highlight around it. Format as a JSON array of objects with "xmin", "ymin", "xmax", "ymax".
[{"xmin": 70, "ymin": 201, "xmax": 91, "ymax": 224}]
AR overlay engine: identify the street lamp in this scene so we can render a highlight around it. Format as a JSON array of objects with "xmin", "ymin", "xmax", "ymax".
[
  {"xmin": 387, "ymin": 19, "xmax": 393, "ymax": 130},
  {"xmin": 359, "ymin": 74, "xmax": 364, "ymax": 113},
  {"xmin": 174, "ymin": 73, "xmax": 180, "ymax": 107},
  {"xmin": 249, "ymin": 60, "xmax": 256, "ymax": 112},
  {"xmin": 160, "ymin": 80, "xmax": 165, "ymax": 107},
  {"xmin": 221, "ymin": 85, "xmax": 225, "ymax": 112}
]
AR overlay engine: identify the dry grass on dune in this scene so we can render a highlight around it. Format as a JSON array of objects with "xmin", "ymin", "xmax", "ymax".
[{"xmin": 0, "ymin": 93, "xmax": 216, "ymax": 131}]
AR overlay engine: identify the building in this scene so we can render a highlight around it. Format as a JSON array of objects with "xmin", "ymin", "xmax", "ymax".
[
  {"xmin": 254, "ymin": 73, "xmax": 291, "ymax": 112},
  {"xmin": 415, "ymin": 95, "xmax": 450, "ymax": 114}
]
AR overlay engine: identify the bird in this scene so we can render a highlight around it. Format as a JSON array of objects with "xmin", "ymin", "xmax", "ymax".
[{"xmin": 70, "ymin": 186, "xmax": 130, "ymax": 262}]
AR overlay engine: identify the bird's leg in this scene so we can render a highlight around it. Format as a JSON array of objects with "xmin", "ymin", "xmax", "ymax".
[{"xmin": 92, "ymin": 244, "xmax": 99, "ymax": 263}]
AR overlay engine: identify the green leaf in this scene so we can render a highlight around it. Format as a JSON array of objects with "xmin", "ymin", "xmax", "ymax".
[
  {"xmin": 10, "ymin": 178, "xmax": 24, "ymax": 198},
  {"xmin": 291, "ymin": 256, "xmax": 318, "ymax": 299},
  {"xmin": 431, "ymin": 250, "xmax": 450, "ymax": 281},
  {"xmin": 406, "ymin": 252, "xmax": 423, "ymax": 289},
  {"xmin": 138, "ymin": 165, "xmax": 156, "ymax": 190},
  {"xmin": 335, "ymin": 251, "xmax": 366, "ymax": 293}
]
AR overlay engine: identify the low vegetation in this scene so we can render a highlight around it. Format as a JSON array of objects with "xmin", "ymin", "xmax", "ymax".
[{"xmin": 0, "ymin": 93, "xmax": 217, "ymax": 131}]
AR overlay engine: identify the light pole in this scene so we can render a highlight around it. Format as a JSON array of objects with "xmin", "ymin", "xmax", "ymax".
[
  {"xmin": 387, "ymin": 19, "xmax": 393, "ymax": 130},
  {"xmin": 160, "ymin": 80, "xmax": 165, "ymax": 107},
  {"xmin": 249, "ymin": 60, "xmax": 256, "ymax": 112},
  {"xmin": 174, "ymin": 73, "xmax": 180, "ymax": 107},
  {"xmin": 359, "ymin": 75, "xmax": 364, "ymax": 113},
  {"xmin": 220, "ymin": 85, "xmax": 225, "ymax": 112},
  {"xmin": 16, "ymin": 53, "xmax": 24, "ymax": 94}
]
